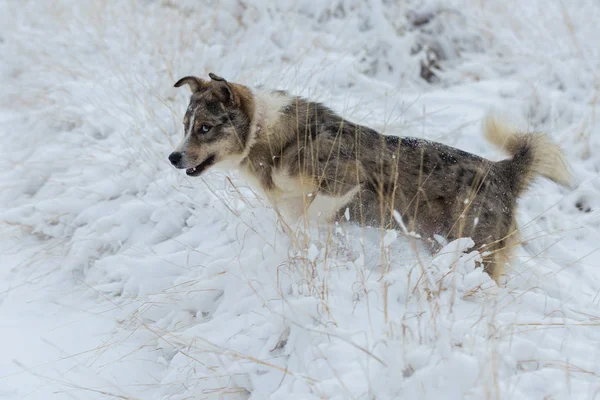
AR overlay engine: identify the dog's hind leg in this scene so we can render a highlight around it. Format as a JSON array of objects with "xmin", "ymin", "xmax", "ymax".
[
  {"xmin": 492, "ymin": 219, "xmax": 520, "ymax": 283},
  {"xmin": 477, "ymin": 219, "xmax": 520, "ymax": 284}
]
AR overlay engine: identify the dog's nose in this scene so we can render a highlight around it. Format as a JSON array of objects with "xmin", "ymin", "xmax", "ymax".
[{"xmin": 169, "ymin": 152, "xmax": 182, "ymax": 166}]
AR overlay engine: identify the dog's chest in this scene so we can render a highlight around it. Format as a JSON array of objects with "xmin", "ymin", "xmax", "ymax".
[
  {"xmin": 271, "ymin": 169, "xmax": 312, "ymax": 195},
  {"xmin": 237, "ymin": 165, "xmax": 356, "ymax": 222},
  {"xmin": 272, "ymin": 169, "xmax": 358, "ymax": 222}
]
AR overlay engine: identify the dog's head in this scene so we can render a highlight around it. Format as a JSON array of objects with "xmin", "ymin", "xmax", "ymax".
[{"xmin": 169, "ymin": 73, "xmax": 254, "ymax": 176}]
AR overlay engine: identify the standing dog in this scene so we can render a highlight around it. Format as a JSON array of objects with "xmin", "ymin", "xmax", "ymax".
[{"xmin": 169, "ymin": 73, "xmax": 573, "ymax": 282}]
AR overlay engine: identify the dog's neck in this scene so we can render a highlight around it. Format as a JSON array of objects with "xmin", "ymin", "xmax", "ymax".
[
  {"xmin": 240, "ymin": 91, "xmax": 265, "ymax": 164},
  {"xmin": 240, "ymin": 89, "xmax": 290, "ymax": 169},
  {"xmin": 251, "ymin": 101, "xmax": 265, "ymax": 144}
]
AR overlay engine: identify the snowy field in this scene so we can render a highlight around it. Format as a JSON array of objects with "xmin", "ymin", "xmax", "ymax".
[{"xmin": 1, "ymin": 1, "xmax": 600, "ymax": 399}]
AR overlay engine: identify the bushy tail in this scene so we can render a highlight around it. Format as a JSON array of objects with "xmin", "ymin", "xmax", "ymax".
[{"xmin": 483, "ymin": 116, "xmax": 574, "ymax": 195}]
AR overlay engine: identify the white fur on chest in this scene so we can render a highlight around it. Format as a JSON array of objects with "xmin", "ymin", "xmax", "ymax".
[{"xmin": 261, "ymin": 167, "xmax": 359, "ymax": 225}]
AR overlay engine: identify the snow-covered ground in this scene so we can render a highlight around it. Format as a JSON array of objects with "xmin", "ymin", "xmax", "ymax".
[{"xmin": 1, "ymin": 1, "xmax": 599, "ymax": 399}]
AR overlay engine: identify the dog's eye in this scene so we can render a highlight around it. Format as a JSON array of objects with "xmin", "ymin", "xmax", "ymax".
[{"xmin": 200, "ymin": 124, "xmax": 212, "ymax": 133}]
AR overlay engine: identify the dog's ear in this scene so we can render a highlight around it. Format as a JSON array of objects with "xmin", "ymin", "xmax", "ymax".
[
  {"xmin": 208, "ymin": 72, "xmax": 236, "ymax": 104},
  {"xmin": 174, "ymin": 76, "xmax": 207, "ymax": 93}
]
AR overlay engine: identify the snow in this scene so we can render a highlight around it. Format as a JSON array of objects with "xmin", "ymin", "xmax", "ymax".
[{"xmin": 1, "ymin": 0, "xmax": 600, "ymax": 399}]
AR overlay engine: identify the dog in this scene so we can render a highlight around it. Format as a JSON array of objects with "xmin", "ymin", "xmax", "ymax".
[{"xmin": 169, "ymin": 73, "xmax": 573, "ymax": 282}]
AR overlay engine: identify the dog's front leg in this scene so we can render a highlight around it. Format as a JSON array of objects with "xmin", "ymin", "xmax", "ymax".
[{"xmin": 304, "ymin": 186, "xmax": 361, "ymax": 226}]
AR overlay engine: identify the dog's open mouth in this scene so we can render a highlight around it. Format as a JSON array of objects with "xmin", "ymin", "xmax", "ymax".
[
  {"xmin": 186, "ymin": 154, "xmax": 216, "ymax": 177},
  {"xmin": 185, "ymin": 154, "xmax": 216, "ymax": 176}
]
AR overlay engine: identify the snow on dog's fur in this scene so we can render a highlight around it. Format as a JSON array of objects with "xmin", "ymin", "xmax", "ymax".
[{"xmin": 169, "ymin": 73, "xmax": 573, "ymax": 283}]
